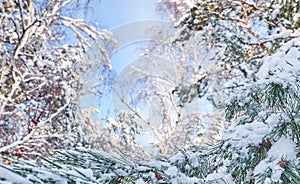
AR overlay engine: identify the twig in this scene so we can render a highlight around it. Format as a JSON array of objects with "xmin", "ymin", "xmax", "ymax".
[{"xmin": 0, "ymin": 103, "xmax": 69, "ymax": 153}]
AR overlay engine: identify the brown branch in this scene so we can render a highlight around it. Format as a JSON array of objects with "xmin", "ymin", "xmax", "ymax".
[
  {"xmin": 241, "ymin": 0, "xmax": 259, "ymax": 10},
  {"xmin": 241, "ymin": 2, "xmax": 255, "ymax": 36}
]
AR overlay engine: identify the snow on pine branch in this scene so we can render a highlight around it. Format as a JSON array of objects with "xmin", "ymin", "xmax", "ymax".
[
  {"xmin": 1, "ymin": 148, "xmax": 201, "ymax": 184},
  {"xmin": 257, "ymin": 36, "xmax": 300, "ymax": 86}
]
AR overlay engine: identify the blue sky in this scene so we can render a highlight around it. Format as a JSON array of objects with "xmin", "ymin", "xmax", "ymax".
[
  {"xmin": 85, "ymin": 0, "xmax": 167, "ymax": 117},
  {"xmin": 92, "ymin": 0, "xmax": 161, "ymax": 28},
  {"xmin": 92, "ymin": 0, "xmax": 165, "ymax": 71}
]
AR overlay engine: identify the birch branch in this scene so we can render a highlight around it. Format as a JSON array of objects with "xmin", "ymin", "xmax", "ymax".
[{"xmin": 0, "ymin": 103, "xmax": 69, "ymax": 153}]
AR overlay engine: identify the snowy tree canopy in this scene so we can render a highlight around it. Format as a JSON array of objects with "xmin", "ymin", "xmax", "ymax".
[
  {"xmin": 1, "ymin": 0, "xmax": 300, "ymax": 183},
  {"xmin": 0, "ymin": 0, "xmax": 114, "ymax": 159}
]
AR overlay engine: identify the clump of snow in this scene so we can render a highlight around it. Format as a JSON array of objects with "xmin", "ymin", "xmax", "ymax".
[
  {"xmin": 171, "ymin": 173, "xmax": 200, "ymax": 184},
  {"xmin": 136, "ymin": 178, "xmax": 147, "ymax": 184},
  {"xmin": 165, "ymin": 166, "xmax": 178, "ymax": 176},
  {"xmin": 97, "ymin": 173, "xmax": 116, "ymax": 182},
  {"xmin": 253, "ymin": 137, "xmax": 297, "ymax": 183},
  {"xmin": 265, "ymin": 114, "xmax": 280, "ymax": 128},
  {"xmin": 256, "ymin": 37, "xmax": 300, "ymax": 86},
  {"xmin": 169, "ymin": 152, "xmax": 185, "ymax": 164},
  {"xmin": 268, "ymin": 137, "xmax": 296, "ymax": 161},
  {"xmin": 224, "ymin": 120, "xmax": 270, "ymax": 147},
  {"xmin": 115, "ymin": 169, "xmax": 128, "ymax": 176},
  {"xmin": 205, "ymin": 172, "xmax": 234, "ymax": 184},
  {"xmin": 136, "ymin": 166, "xmax": 151, "ymax": 172},
  {"xmin": 189, "ymin": 152, "xmax": 200, "ymax": 167},
  {"xmin": 145, "ymin": 160, "xmax": 170, "ymax": 170}
]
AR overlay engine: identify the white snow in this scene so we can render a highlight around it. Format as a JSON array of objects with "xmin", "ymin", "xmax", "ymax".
[
  {"xmin": 136, "ymin": 166, "xmax": 150, "ymax": 172},
  {"xmin": 268, "ymin": 137, "xmax": 296, "ymax": 161},
  {"xmin": 172, "ymin": 173, "xmax": 200, "ymax": 184},
  {"xmin": 205, "ymin": 172, "xmax": 234, "ymax": 184},
  {"xmin": 253, "ymin": 137, "xmax": 297, "ymax": 183},
  {"xmin": 264, "ymin": 177, "xmax": 272, "ymax": 184},
  {"xmin": 189, "ymin": 153, "xmax": 200, "ymax": 167},
  {"xmin": 136, "ymin": 178, "xmax": 147, "ymax": 184},
  {"xmin": 0, "ymin": 166, "xmax": 33, "ymax": 184},
  {"xmin": 271, "ymin": 5, "xmax": 281, "ymax": 19},
  {"xmin": 169, "ymin": 152, "xmax": 185, "ymax": 164},
  {"xmin": 256, "ymin": 37, "xmax": 300, "ymax": 86},
  {"xmin": 224, "ymin": 120, "xmax": 270, "ymax": 147},
  {"xmin": 265, "ymin": 114, "xmax": 280, "ymax": 128},
  {"xmin": 66, "ymin": 168, "xmax": 95, "ymax": 180},
  {"xmin": 165, "ymin": 166, "xmax": 178, "ymax": 176}
]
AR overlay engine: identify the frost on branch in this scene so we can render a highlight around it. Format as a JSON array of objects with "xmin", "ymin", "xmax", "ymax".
[
  {"xmin": 0, "ymin": 0, "xmax": 114, "ymax": 159},
  {"xmin": 76, "ymin": 108, "xmax": 146, "ymax": 158}
]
